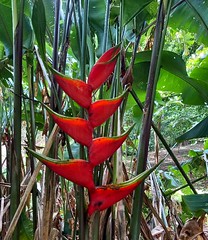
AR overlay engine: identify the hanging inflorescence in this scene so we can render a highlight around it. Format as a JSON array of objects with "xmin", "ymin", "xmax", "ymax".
[{"xmin": 28, "ymin": 45, "xmax": 158, "ymax": 216}]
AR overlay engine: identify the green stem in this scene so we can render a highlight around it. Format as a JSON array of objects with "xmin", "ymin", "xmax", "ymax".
[
  {"xmin": 102, "ymin": 0, "xmax": 111, "ymax": 53},
  {"xmin": 10, "ymin": 0, "xmax": 24, "ymax": 239},
  {"xmin": 79, "ymin": 1, "xmax": 89, "ymax": 239},
  {"xmin": 130, "ymin": 1, "xmax": 172, "ymax": 239},
  {"xmin": 51, "ymin": 0, "xmax": 61, "ymax": 111},
  {"xmin": 80, "ymin": 0, "xmax": 89, "ymax": 82},
  {"xmin": 27, "ymin": 54, "xmax": 38, "ymax": 233},
  {"xmin": 60, "ymin": 0, "xmax": 73, "ymax": 70}
]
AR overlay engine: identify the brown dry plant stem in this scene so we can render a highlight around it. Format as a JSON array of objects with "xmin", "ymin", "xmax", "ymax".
[{"xmin": 4, "ymin": 124, "xmax": 59, "ymax": 240}]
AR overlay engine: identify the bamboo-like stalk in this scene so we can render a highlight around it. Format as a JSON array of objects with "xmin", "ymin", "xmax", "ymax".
[
  {"xmin": 60, "ymin": 0, "xmax": 73, "ymax": 72},
  {"xmin": 79, "ymin": 0, "xmax": 89, "ymax": 239},
  {"xmin": 102, "ymin": 0, "xmax": 111, "ymax": 53},
  {"xmin": 10, "ymin": 0, "xmax": 25, "ymax": 239},
  {"xmin": 129, "ymin": 1, "xmax": 173, "ymax": 239},
  {"xmin": 26, "ymin": 54, "xmax": 38, "ymax": 234}
]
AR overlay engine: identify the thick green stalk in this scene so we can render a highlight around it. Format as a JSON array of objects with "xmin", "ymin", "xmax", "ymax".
[
  {"xmin": 79, "ymin": 1, "xmax": 89, "ymax": 239},
  {"xmin": 27, "ymin": 54, "xmax": 38, "ymax": 233},
  {"xmin": 10, "ymin": 0, "xmax": 24, "ymax": 239},
  {"xmin": 102, "ymin": 0, "xmax": 111, "ymax": 53},
  {"xmin": 129, "ymin": 1, "xmax": 172, "ymax": 239},
  {"xmin": 60, "ymin": 0, "xmax": 73, "ymax": 72}
]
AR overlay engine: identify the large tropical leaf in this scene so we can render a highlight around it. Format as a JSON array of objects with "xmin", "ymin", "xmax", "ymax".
[
  {"xmin": 32, "ymin": 0, "xmax": 46, "ymax": 61},
  {"xmin": 123, "ymin": 0, "xmax": 154, "ymax": 25},
  {"xmin": 182, "ymin": 194, "xmax": 208, "ymax": 217},
  {"xmin": 0, "ymin": 2, "xmax": 33, "ymax": 56},
  {"xmin": 176, "ymin": 116, "xmax": 208, "ymax": 142},
  {"xmin": 132, "ymin": 51, "xmax": 208, "ymax": 105},
  {"xmin": 170, "ymin": 0, "xmax": 208, "ymax": 46},
  {"xmin": 124, "ymin": 1, "xmax": 157, "ymax": 42},
  {"xmin": 88, "ymin": 0, "xmax": 110, "ymax": 56},
  {"xmin": 0, "ymin": 3, "xmax": 12, "ymax": 56}
]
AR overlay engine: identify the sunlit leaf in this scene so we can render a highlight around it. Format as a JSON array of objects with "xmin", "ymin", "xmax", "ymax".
[
  {"xmin": 170, "ymin": 0, "xmax": 208, "ymax": 45},
  {"xmin": 132, "ymin": 51, "xmax": 208, "ymax": 105}
]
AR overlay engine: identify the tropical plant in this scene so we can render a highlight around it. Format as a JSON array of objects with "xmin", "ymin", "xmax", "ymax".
[{"xmin": 0, "ymin": 0, "xmax": 208, "ymax": 239}]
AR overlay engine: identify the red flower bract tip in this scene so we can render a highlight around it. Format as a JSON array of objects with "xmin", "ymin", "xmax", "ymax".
[
  {"xmin": 27, "ymin": 148, "xmax": 95, "ymax": 191},
  {"xmin": 88, "ymin": 92, "xmax": 125, "ymax": 128},
  {"xmin": 49, "ymin": 67, "xmax": 92, "ymax": 109},
  {"xmin": 88, "ymin": 160, "xmax": 163, "ymax": 215},
  {"xmin": 88, "ymin": 45, "xmax": 120, "ymax": 90},
  {"xmin": 43, "ymin": 104, "xmax": 93, "ymax": 147},
  {"xmin": 89, "ymin": 125, "xmax": 134, "ymax": 166}
]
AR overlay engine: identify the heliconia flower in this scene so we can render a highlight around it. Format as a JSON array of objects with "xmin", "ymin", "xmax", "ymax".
[
  {"xmin": 88, "ymin": 45, "xmax": 120, "ymax": 90},
  {"xmin": 49, "ymin": 67, "xmax": 92, "ymax": 109},
  {"xmin": 89, "ymin": 126, "xmax": 134, "ymax": 166},
  {"xmin": 88, "ymin": 161, "xmax": 162, "ymax": 215},
  {"xmin": 88, "ymin": 93, "xmax": 125, "ymax": 128},
  {"xmin": 27, "ymin": 148, "xmax": 95, "ymax": 191},
  {"xmin": 44, "ymin": 105, "xmax": 93, "ymax": 147}
]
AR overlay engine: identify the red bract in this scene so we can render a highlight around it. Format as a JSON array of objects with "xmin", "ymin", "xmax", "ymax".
[
  {"xmin": 44, "ymin": 105, "xmax": 93, "ymax": 147},
  {"xmin": 29, "ymin": 46, "xmax": 159, "ymax": 216},
  {"xmin": 88, "ymin": 94, "xmax": 124, "ymax": 128},
  {"xmin": 88, "ymin": 45, "xmax": 120, "ymax": 90},
  {"xmin": 50, "ymin": 67, "xmax": 92, "ymax": 109},
  {"xmin": 89, "ymin": 126, "xmax": 134, "ymax": 166},
  {"xmin": 27, "ymin": 149, "xmax": 95, "ymax": 191},
  {"xmin": 88, "ymin": 162, "xmax": 162, "ymax": 215}
]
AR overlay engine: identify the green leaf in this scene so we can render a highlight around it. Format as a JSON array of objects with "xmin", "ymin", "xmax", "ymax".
[
  {"xmin": 0, "ymin": 3, "xmax": 33, "ymax": 56},
  {"xmin": 182, "ymin": 194, "xmax": 208, "ymax": 217},
  {"xmin": 124, "ymin": 1, "xmax": 157, "ymax": 41},
  {"xmin": 123, "ymin": 0, "xmax": 154, "ymax": 25},
  {"xmin": 88, "ymin": 0, "xmax": 110, "ymax": 56},
  {"xmin": 0, "ymin": 58, "xmax": 13, "ymax": 87},
  {"xmin": 0, "ymin": 3, "xmax": 13, "ymax": 56},
  {"xmin": 176, "ymin": 116, "xmax": 208, "ymax": 142},
  {"xmin": 32, "ymin": 0, "xmax": 46, "ymax": 61},
  {"xmin": 20, "ymin": 214, "xmax": 33, "ymax": 240},
  {"xmin": 132, "ymin": 51, "xmax": 208, "ymax": 105},
  {"xmin": 183, "ymin": 56, "xmax": 208, "ymax": 104},
  {"xmin": 132, "ymin": 105, "xmax": 143, "ymax": 132},
  {"xmin": 70, "ymin": 24, "xmax": 81, "ymax": 61},
  {"xmin": 170, "ymin": 0, "xmax": 208, "ymax": 46}
]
